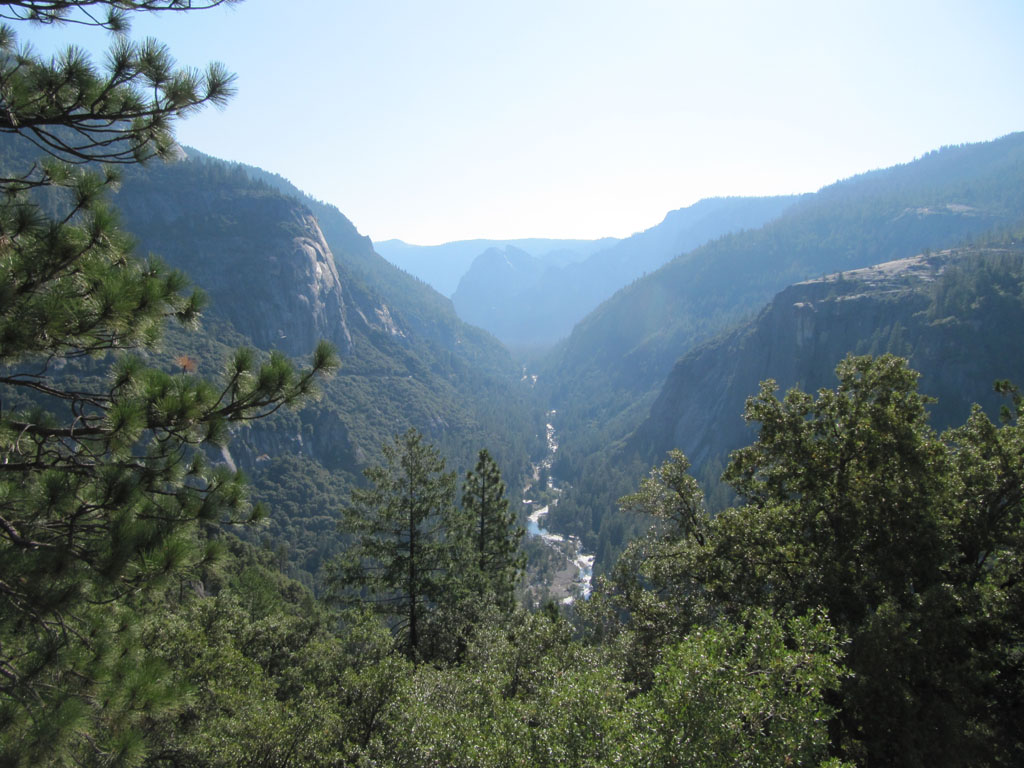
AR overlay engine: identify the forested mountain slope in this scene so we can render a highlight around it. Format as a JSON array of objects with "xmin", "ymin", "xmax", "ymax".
[
  {"xmin": 633, "ymin": 244, "xmax": 1024, "ymax": 472},
  {"xmin": 554, "ymin": 240, "xmax": 1024, "ymax": 571},
  {"xmin": 105, "ymin": 152, "xmax": 544, "ymax": 582},
  {"xmin": 543, "ymin": 132, "xmax": 1024, "ymax": 464},
  {"xmin": 194, "ymin": 148, "xmax": 520, "ymax": 365},
  {"xmin": 452, "ymin": 196, "xmax": 798, "ymax": 350},
  {"xmin": 540, "ymin": 133, "xmax": 1024, "ymax": 565}
]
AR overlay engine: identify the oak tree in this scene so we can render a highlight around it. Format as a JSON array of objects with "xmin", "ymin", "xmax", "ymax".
[{"xmin": 612, "ymin": 355, "xmax": 1024, "ymax": 766}]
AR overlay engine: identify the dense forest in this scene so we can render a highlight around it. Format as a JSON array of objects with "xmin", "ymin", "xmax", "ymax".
[{"xmin": 1, "ymin": 3, "xmax": 1023, "ymax": 767}]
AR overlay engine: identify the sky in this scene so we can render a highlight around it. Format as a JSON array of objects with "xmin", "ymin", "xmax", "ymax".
[{"xmin": 21, "ymin": 0, "xmax": 1024, "ymax": 245}]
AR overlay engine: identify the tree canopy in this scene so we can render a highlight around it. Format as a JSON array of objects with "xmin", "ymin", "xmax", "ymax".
[
  {"xmin": 328, "ymin": 434, "xmax": 528, "ymax": 662},
  {"xmin": 0, "ymin": 1, "xmax": 240, "ymax": 31},
  {"xmin": 327, "ymin": 428, "xmax": 461, "ymax": 660},
  {"xmin": 607, "ymin": 354, "xmax": 1024, "ymax": 766},
  {"xmin": 0, "ymin": 3, "xmax": 338, "ymax": 763},
  {"xmin": 461, "ymin": 448, "xmax": 524, "ymax": 611}
]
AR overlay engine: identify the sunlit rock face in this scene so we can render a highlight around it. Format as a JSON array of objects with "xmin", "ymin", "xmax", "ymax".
[
  {"xmin": 114, "ymin": 165, "xmax": 353, "ymax": 358},
  {"xmin": 241, "ymin": 208, "xmax": 353, "ymax": 357}
]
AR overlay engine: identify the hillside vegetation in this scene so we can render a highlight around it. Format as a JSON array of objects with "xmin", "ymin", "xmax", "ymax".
[
  {"xmin": 542, "ymin": 134, "xmax": 1024, "ymax": 563},
  {"xmin": 1, "ymin": 5, "xmax": 1022, "ymax": 764},
  {"xmin": 111, "ymin": 152, "xmax": 544, "ymax": 584}
]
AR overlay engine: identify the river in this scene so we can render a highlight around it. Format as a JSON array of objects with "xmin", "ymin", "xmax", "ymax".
[{"xmin": 522, "ymin": 412, "xmax": 595, "ymax": 604}]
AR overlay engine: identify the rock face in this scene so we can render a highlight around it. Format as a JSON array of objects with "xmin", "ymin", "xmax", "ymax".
[
  {"xmin": 450, "ymin": 246, "xmax": 545, "ymax": 343},
  {"xmin": 631, "ymin": 247, "xmax": 1024, "ymax": 471},
  {"xmin": 0, "ymin": 144, "xmax": 541, "ymax": 581},
  {"xmin": 109, "ymin": 153, "xmax": 535, "ymax": 488},
  {"xmin": 542, "ymin": 132, "xmax": 1024, "ymax": 455},
  {"xmin": 255, "ymin": 210, "xmax": 353, "ymax": 357},
  {"xmin": 115, "ymin": 168, "xmax": 352, "ymax": 358}
]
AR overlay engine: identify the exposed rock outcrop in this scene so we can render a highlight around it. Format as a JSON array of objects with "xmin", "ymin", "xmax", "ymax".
[
  {"xmin": 115, "ymin": 166, "xmax": 353, "ymax": 359},
  {"xmin": 631, "ymin": 247, "xmax": 1024, "ymax": 471}
]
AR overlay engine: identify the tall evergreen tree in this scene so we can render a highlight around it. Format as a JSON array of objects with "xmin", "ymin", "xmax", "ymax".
[
  {"xmin": 328, "ymin": 429, "xmax": 459, "ymax": 660},
  {"xmin": 0, "ymin": 4, "xmax": 337, "ymax": 764},
  {"xmin": 461, "ymin": 448, "xmax": 524, "ymax": 610}
]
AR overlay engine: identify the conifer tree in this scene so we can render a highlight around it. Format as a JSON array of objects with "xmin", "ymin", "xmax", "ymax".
[
  {"xmin": 0, "ymin": 3, "xmax": 337, "ymax": 764},
  {"xmin": 461, "ymin": 448, "xmax": 524, "ymax": 610},
  {"xmin": 329, "ymin": 429, "xmax": 459, "ymax": 660}
]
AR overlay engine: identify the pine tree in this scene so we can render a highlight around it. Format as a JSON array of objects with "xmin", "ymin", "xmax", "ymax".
[
  {"xmin": 0, "ymin": 4, "xmax": 337, "ymax": 764},
  {"xmin": 328, "ymin": 429, "xmax": 459, "ymax": 660},
  {"xmin": 461, "ymin": 448, "xmax": 524, "ymax": 610}
]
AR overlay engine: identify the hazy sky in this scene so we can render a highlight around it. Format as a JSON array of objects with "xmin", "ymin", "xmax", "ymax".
[{"xmin": 24, "ymin": 0, "xmax": 1024, "ymax": 244}]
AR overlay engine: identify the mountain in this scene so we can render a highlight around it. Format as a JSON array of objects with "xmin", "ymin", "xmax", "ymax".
[
  {"xmin": 98, "ymin": 151, "xmax": 544, "ymax": 583},
  {"xmin": 632, "ymin": 244, "xmax": 1024, "ymax": 473},
  {"xmin": 452, "ymin": 196, "xmax": 799, "ymax": 350},
  {"xmin": 539, "ymin": 132, "xmax": 1024, "ymax": 563},
  {"xmin": 448, "ymin": 245, "xmax": 548, "ymax": 349},
  {"xmin": 544, "ymin": 133, "xmax": 1024, "ymax": 444},
  {"xmin": 375, "ymin": 237, "xmax": 617, "ymax": 296},
  {"xmin": 200, "ymin": 151, "xmax": 522, "ymax": 372},
  {"xmin": 113, "ymin": 162, "xmax": 354, "ymax": 360}
]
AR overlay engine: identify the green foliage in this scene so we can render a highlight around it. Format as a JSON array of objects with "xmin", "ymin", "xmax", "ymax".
[
  {"xmin": 327, "ymin": 428, "xmax": 462, "ymax": 660},
  {"xmin": 619, "ymin": 448, "xmax": 707, "ymax": 544},
  {"xmin": 141, "ymin": 591, "xmax": 337, "ymax": 765},
  {"xmin": 629, "ymin": 610, "xmax": 848, "ymax": 768},
  {"xmin": 0, "ymin": 2, "xmax": 239, "ymax": 31},
  {"xmin": 383, "ymin": 612, "xmax": 632, "ymax": 768},
  {"xmin": 609, "ymin": 355, "xmax": 1024, "ymax": 766},
  {"xmin": 717, "ymin": 355, "xmax": 948, "ymax": 625},
  {"xmin": 132, "ymin": 538, "xmax": 360, "ymax": 766},
  {"xmin": 357, "ymin": 606, "xmax": 845, "ymax": 768},
  {"xmin": 461, "ymin": 448, "xmax": 525, "ymax": 611},
  {"xmin": 328, "ymin": 433, "xmax": 530, "ymax": 662},
  {"xmin": 0, "ymin": 7, "xmax": 338, "ymax": 764},
  {"xmin": 245, "ymin": 454, "xmax": 352, "ymax": 586},
  {"xmin": 0, "ymin": 6, "xmax": 236, "ymax": 165}
]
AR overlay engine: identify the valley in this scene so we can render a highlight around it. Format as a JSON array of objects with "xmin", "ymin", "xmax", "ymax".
[
  {"xmin": 2, "ymin": 19, "xmax": 1023, "ymax": 761},
  {"xmin": 86, "ymin": 130, "xmax": 1024, "ymax": 589},
  {"xmin": 520, "ymin": 414, "xmax": 594, "ymax": 606}
]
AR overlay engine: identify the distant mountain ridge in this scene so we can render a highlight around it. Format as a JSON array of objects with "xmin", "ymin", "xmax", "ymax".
[
  {"xmin": 543, "ymin": 132, "xmax": 1024, "ymax": 431},
  {"xmin": 452, "ymin": 196, "xmax": 799, "ymax": 350},
  {"xmin": 375, "ymin": 237, "xmax": 618, "ymax": 296}
]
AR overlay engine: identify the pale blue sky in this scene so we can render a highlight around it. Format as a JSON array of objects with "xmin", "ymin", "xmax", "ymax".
[{"xmin": 23, "ymin": 0, "xmax": 1024, "ymax": 244}]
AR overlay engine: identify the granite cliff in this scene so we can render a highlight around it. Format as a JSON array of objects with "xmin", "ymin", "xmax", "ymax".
[
  {"xmin": 98, "ymin": 151, "xmax": 542, "ymax": 580},
  {"xmin": 115, "ymin": 177, "xmax": 354, "ymax": 358},
  {"xmin": 632, "ymin": 246, "xmax": 1024, "ymax": 472}
]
